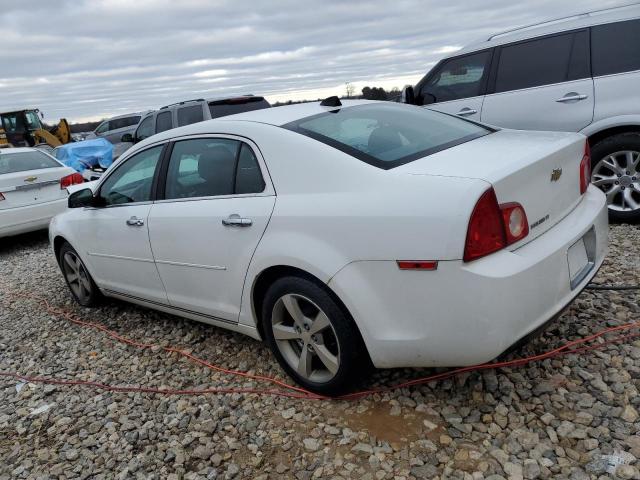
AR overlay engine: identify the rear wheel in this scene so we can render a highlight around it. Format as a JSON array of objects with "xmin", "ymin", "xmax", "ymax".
[
  {"xmin": 59, "ymin": 242, "xmax": 102, "ymax": 307},
  {"xmin": 591, "ymin": 133, "xmax": 640, "ymax": 223},
  {"xmin": 261, "ymin": 276, "xmax": 367, "ymax": 396}
]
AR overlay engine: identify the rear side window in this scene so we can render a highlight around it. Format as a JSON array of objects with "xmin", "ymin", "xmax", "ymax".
[
  {"xmin": 592, "ymin": 19, "xmax": 640, "ymax": 76},
  {"xmin": 0, "ymin": 151, "xmax": 60, "ymax": 174},
  {"xmin": 421, "ymin": 50, "xmax": 491, "ymax": 103},
  {"xmin": 164, "ymin": 138, "xmax": 265, "ymax": 199},
  {"xmin": 284, "ymin": 103, "xmax": 491, "ymax": 169},
  {"xmin": 494, "ymin": 32, "xmax": 588, "ymax": 93},
  {"xmin": 208, "ymin": 98, "xmax": 271, "ymax": 119},
  {"xmin": 177, "ymin": 105, "xmax": 204, "ymax": 127},
  {"xmin": 156, "ymin": 111, "xmax": 173, "ymax": 133}
]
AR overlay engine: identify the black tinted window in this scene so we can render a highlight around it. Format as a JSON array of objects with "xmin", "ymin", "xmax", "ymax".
[
  {"xmin": 495, "ymin": 33, "xmax": 582, "ymax": 93},
  {"xmin": 156, "ymin": 111, "xmax": 173, "ymax": 133},
  {"xmin": 235, "ymin": 144, "xmax": 265, "ymax": 194},
  {"xmin": 208, "ymin": 98, "xmax": 271, "ymax": 119},
  {"xmin": 285, "ymin": 103, "xmax": 490, "ymax": 169},
  {"xmin": 136, "ymin": 116, "xmax": 154, "ymax": 141},
  {"xmin": 592, "ymin": 19, "xmax": 640, "ymax": 76},
  {"xmin": 165, "ymin": 139, "xmax": 240, "ymax": 199},
  {"xmin": 100, "ymin": 146, "xmax": 162, "ymax": 206},
  {"xmin": 421, "ymin": 51, "xmax": 491, "ymax": 103},
  {"xmin": 177, "ymin": 105, "xmax": 204, "ymax": 127}
]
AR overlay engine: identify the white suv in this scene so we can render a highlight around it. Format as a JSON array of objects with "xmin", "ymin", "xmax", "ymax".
[{"xmin": 403, "ymin": 4, "xmax": 640, "ymax": 221}]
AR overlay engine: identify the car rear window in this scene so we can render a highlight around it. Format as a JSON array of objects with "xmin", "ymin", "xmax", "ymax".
[
  {"xmin": 0, "ymin": 151, "xmax": 61, "ymax": 174},
  {"xmin": 283, "ymin": 103, "xmax": 491, "ymax": 169},
  {"xmin": 208, "ymin": 97, "xmax": 271, "ymax": 119}
]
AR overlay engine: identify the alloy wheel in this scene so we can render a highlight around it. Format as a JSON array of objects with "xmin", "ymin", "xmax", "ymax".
[
  {"xmin": 271, "ymin": 293, "xmax": 340, "ymax": 383},
  {"xmin": 62, "ymin": 251, "xmax": 92, "ymax": 303},
  {"xmin": 591, "ymin": 150, "xmax": 640, "ymax": 212}
]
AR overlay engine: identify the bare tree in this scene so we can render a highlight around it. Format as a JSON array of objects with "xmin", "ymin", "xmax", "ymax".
[{"xmin": 345, "ymin": 82, "xmax": 355, "ymax": 98}]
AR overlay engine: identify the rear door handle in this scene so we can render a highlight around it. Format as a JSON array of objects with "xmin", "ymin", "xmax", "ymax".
[
  {"xmin": 556, "ymin": 93, "xmax": 588, "ymax": 103},
  {"xmin": 126, "ymin": 216, "xmax": 144, "ymax": 226},
  {"xmin": 457, "ymin": 108, "xmax": 477, "ymax": 116},
  {"xmin": 222, "ymin": 214, "xmax": 252, "ymax": 227}
]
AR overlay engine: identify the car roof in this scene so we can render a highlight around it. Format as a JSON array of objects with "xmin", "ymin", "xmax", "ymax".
[
  {"xmin": 218, "ymin": 99, "xmax": 375, "ymax": 126},
  {"xmin": 108, "ymin": 111, "xmax": 150, "ymax": 121},
  {"xmin": 456, "ymin": 3, "xmax": 640, "ymax": 56},
  {"xmin": 159, "ymin": 95, "xmax": 266, "ymax": 110}
]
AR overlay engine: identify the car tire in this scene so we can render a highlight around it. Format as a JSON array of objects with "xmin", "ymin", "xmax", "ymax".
[
  {"xmin": 261, "ymin": 275, "xmax": 368, "ymax": 396},
  {"xmin": 58, "ymin": 242, "xmax": 102, "ymax": 307},
  {"xmin": 590, "ymin": 133, "xmax": 640, "ymax": 223}
]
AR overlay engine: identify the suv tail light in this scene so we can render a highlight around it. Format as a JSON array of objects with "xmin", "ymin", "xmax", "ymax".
[
  {"xmin": 580, "ymin": 141, "xmax": 591, "ymax": 195},
  {"xmin": 60, "ymin": 173, "xmax": 84, "ymax": 189},
  {"xmin": 0, "ymin": 192, "xmax": 5, "ymax": 201},
  {"xmin": 464, "ymin": 188, "xmax": 529, "ymax": 262}
]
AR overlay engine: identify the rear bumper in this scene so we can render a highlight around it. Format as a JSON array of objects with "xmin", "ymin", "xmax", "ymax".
[
  {"xmin": 328, "ymin": 186, "xmax": 608, "ymax": 368},
  {"xmin": 0, "ymin": 198, "xmax": 67, "ymax": 238}
]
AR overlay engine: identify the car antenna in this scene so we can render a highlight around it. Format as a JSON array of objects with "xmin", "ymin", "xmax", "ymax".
[{"xmin": 320, "ymin": 96, "xmax": 342, "ymax": 107}]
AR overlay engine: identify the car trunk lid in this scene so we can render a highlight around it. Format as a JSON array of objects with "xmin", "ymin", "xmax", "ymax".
[
  {"xmin": 396, "ymin": 129, "xmax": 587, "ymax": 246},
  {"xmin": 0, "ymin": 166, "xmax": 71, "ymax": 209}
]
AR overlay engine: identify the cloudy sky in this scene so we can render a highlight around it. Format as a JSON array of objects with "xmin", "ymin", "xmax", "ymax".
[{"xmin": 0, "ymin": 0, "xmax": 624, "ymax": 123}]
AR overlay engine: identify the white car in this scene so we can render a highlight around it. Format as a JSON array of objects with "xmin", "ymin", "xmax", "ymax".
[
  {"xmin": 402, "ymin": 4, "xmax": 640, "ymax": 221},
  {"xmin": 0, "ymin": 148, "xmax": 83, "ymax": 238},
  {"xmin": 49, "ymin": 100, "xmax": 608, "ymax": 395}
]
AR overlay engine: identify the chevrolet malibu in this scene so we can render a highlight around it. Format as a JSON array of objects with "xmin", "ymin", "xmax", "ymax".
[{"xmin": 50, "ymin": 100, "xmax": 608, "ymax": 395}]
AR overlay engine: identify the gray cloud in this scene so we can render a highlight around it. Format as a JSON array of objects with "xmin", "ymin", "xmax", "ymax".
[{"xmin": 0, "ymin": 0, "xmax": 623, "ymax": 122}]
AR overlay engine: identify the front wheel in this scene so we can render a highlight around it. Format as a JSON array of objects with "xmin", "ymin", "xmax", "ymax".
[
  {"xmin": 58, "ymin": 242, "xmax": 102, "ymax": 307},
  {"xmin": 590, "ymin": 133, "xmax": 640, "ymax": 223},
  {"xmin": 262, "ymin": 276, "xmax": 368, "ymax": 396}
]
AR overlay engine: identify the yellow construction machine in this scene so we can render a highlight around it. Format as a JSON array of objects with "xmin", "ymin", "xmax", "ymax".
[{"xmin": 0, "ymin": 108, "xmax": 72, "ymax": 150}]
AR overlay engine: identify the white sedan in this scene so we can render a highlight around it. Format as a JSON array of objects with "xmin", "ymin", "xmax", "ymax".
[
  {"xmin": 0, "ymin": 147, "xmax": 84, "ymax": 238},
  {"xmin": 49, "ymin": 100, "xmax": 608, "ymax": 395}
]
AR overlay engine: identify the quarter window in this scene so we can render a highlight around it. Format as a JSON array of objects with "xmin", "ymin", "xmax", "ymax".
[
  {"xmin": 177, "ymin": 105, "xmax": 204, "ymax": 126},
  {"xmin": 592, "ymin": 19, "xmax": 640, "ymax": 77},
  {"xmin": 420, "ymin": 50, "xmax": 491, "ymax": 103},
  {"xmin": 494, "ymin": 32, "xmax": 587, "ymax": 93},
  {"xmin": 99, "ymin": 146, "xmax": 162, "ymax": 206},
  {"xmin": 164, "ymin": 138, "xmax": 265, "ymax": 200},
  {"xmin": 156, "ymin": 111, "xmax": 173, "ymax": 134},
  {"xmin": 95, "ymin": 122, "xmax": 109, "ymax": 134}
]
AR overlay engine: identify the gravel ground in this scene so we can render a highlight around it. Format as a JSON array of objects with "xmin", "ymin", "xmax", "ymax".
[{"xmin": 1, "ymin": 225, "xmax": 639, "ymax": 480}]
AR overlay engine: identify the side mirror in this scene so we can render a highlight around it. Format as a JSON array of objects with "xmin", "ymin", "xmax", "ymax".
[
  {"xmin": 68, "ymin": 188, "xmax": 96, "ymax": 208},
  {"xmin": 121, "ymin": 133, "xmax": 134, "ymax": 143},
  {"xmin": 401, "ymin": 85, "xmax": 415, "ymax": 105},
  {"xmin": 422, "ymin": 93, "xmax": 436, "ymax": 105}
]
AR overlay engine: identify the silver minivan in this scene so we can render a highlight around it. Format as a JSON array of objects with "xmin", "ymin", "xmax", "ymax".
[{"xmin": 402, "ymin": 4, "xmax": 640, "ymax": 221}]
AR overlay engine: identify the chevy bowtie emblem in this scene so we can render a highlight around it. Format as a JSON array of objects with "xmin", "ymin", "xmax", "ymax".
[
  {"xmin": 550, "ymin": 168, "xmax": 562, "ymax": 182},
  {"xmin": 24, "ymin": 176, "xmax": 38, "ymax": 183}
]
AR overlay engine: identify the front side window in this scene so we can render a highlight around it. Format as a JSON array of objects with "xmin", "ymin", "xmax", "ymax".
[
  {"xmin": 24, "ymin": 111, "xmax": 42, "ymax": 130},
  {"xmin": 155, "ymin": 111, "xmax": 173, "ymax": 134},
  {"xmin": 99, "ymin": 146, "xmax": 162, "ymax": 206},
  {"xmin": 592, "ymin": 19, "xmax": 640, "ymax": 77},
  {"xmin": 164, "ymin": 138, "xmax": 265, "ymax": 199},
  {"xmin": 95, "ymin": 122, "xmax": 109, "ymax": 134},
  {"xmin": 177, "ymin": 105, "xmax": 204, "ymax": 126},
  {"xmin": 494, "ymin": 32, "xmax": 587, "ymax": 93},
  {"xmin": 284, "ymin": 103, "xmax": 491, "ymax": 169},
  {"xmin": 421, "ymin": 50, "xmax": 491, "ymax": 103},
  {"xmin": 135, "ymin": 116, "xmax": 154, "ymax": 141},
  {"xmin": 0, "ymin": 150, "xmax": 61, "ymax": 174}
]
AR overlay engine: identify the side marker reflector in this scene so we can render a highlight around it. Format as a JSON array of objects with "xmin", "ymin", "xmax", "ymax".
[{"xmin": 397, "ymin": 260, "xmax": 438, "ymax": 271}]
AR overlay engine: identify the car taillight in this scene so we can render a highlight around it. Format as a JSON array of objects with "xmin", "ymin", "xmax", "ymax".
[
  {"xmin": 464, "ymin": 188, "xmax": 529, "ymax": 262},
  {"xmin": 580, "ymin": 141, "xmax": 591, "ymax": 195},
  {"xmin": 60, "ymin": 173, "xmax": 84, "ymax": 189},
  {"xmin": 0, "ymin": 192, "xmax": 4, "ymax": 201}
]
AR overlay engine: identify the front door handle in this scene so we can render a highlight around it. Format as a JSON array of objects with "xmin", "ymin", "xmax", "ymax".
[
  {"xmin": 126, "ymin": 216, "xmax": 145, "ymax": 227},
  {"xmin": 222, "ymin": 214, "xmax": 252, "ymax": 227},
  {"xmin": 556, "ymin": 93, "xmax": 588, "ymax": 103},
  {"xmin": 457, "ymin": 108, "xmax": 477, "ymax": 116}
]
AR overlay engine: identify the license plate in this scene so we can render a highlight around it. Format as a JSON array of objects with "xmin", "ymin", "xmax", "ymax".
[{"xmin": 567, "ymin": 237, "xmax": 590, "ymax": 289}]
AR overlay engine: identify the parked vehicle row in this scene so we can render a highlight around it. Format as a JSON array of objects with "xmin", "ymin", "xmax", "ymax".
[
  {"xmin": 51, "ymin": 100, "xmax": 607, "ymax": 394},
  {"xmin": 402, "ymin": 3, "xmax": 640, "ymax": 221}
]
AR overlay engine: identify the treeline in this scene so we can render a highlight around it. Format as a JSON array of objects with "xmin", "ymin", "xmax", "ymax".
[{"xmin": 273, "ymin": 85, "xmax": 401, "ymax": 106}]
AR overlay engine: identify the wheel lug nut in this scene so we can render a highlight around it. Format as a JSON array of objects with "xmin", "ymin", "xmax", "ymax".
[
  {"xmin": 626, "ymin": 171, "xmax": 630, "ymax": 175},
  {"xmin": 615, "ymin": 181, "xmax": 619, "ymax": 185},
  {"xmin": 617, "ymin": 174, "xmax": 622, "ymax": 177},
  {"xmin": 304, "ymin": 325, "xmax": 309, "ymax": 331},
  {"xmin": 621, "ymin": 186, "xmax": 626, "ymax": 190}
]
